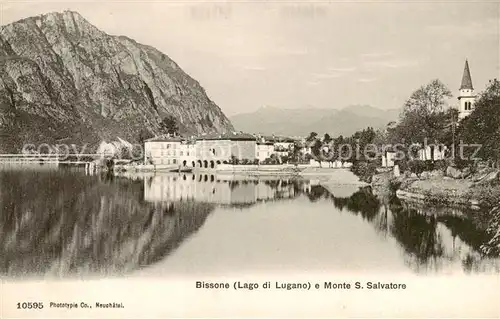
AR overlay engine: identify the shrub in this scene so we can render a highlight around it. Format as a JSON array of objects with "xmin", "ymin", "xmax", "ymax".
[
  {"xmin": 469, "ymin": 185, "xmax": 500, "ymax": 208},
  {"xmin": 434, "ymin": 159, "xmax": 449, "ymax": 172},
  {"xmin": 454, "ymin": 158, "xmax": 475, "ymax": 170},
  {"xmin": 394, "ymin": 159, "xmax": 448, "ymax": 175},
  {"xmin": 351, "ymin": 160, "xmax": 379, "ymax": 183},
  {"xmin": 262, "ymin": 157, "xmax": 279, "ymax": 165}
]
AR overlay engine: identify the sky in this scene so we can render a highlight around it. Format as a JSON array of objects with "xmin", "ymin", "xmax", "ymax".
[{"xmin": 0, "ymin": 0, "xmax": 499, "ymax": 116}]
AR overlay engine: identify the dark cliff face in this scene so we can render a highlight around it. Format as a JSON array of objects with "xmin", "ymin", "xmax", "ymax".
[{"xmin": 0, "ymin": 10, "xmax": 234, "ymax": 152}]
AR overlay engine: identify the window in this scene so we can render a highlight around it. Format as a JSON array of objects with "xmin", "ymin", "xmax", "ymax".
[
  {"xmin": 167, "ymin": 144, "xmax": 171, "ymax": 149},
  {"xmin": 167, "ymin": 159, "xmax": 171, "ymax": 164},
  {"xmin": 180, "ymin": 151, "xmax": 184, "ymax": 156},
  {"xmin": 173, "ymin": 159, "xmax": 177, "ymax": 164}
]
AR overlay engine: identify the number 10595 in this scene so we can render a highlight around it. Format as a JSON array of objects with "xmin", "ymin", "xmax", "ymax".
[{"xmin": 17, "ymin": 302, "xmax": 44, "ymax": 309}]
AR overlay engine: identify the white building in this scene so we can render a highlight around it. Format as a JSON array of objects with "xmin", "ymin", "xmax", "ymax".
[
  {"xmin": 382, "ymin": 151, "xmax": 396, "ymax": 167},
  {"xmin": 179, "ymin": 141, "xmax": 197, "ymax": 168},
  {"xmin": 457, "ymin": 59, "xmax": 476, "ymax": 120},
  {"xmin": 195, "ymin": 132, "xmax": 257, "ymax": 168},
  {"xmin": 256, "ymin": 142, "xmax": 275, "ymax": 162},
  {"xmin": 267, "ymin": 136, "xmax": 294, "ymax": 157},
  {"xmin": 417, "ymin": 145, "xmax": 447, "ymax": 161},
  {"xmin": 144, "ymin": 135, "xmax": 183, "ymax": 166}
]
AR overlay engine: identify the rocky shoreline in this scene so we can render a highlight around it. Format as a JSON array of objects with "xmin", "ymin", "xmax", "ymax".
[
  {"xmin": 369, "ymin": 164, "xmax": 500, "ymax": 256},
  {"xmin": 371, "ymin": 165, "xmax": 500, "ymax": 209}
]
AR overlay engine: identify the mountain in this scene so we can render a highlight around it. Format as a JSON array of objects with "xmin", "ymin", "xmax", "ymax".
[
  {"xmin": 230, "ymin": 105, "xmax": 400, "ymax": 137},
  {"xmin": 229, "ymin": 106, "xmax": 337, "ymax": 136},
  {"xmin": 0, "ymin": 11, "xmax": 233, "ymax": 153}
]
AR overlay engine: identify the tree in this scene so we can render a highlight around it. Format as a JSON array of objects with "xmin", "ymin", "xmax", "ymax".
[
  {"xmin": 402, "ymin": 79, "xmax": 452, "ymax": 116},
  {"xmin": 138, "ymin": 129, "xmax": 154, "ymax": 144},
  {"xmin": 311, "ymin": 139, "xmax": 323, "ymax": 167},
  {"xmin": 160, "ymin": 115, "xmax": 179, "ymax": 135},
  {"xmin": 306, "ymin": 132, "xmax": 318, "ymax": 142},
  {"xmin": 458, "ymin": 79, "xmax": 500, "ymax": 167},
  {"xmin": 291, "ymin": 141, "xmax": 303, "ymax": 164},
  {"xmin": 323, "ymin": 133, "xmax": 332, "ymax": 144},
  {"xmin": 390, "ymin": 79, "xmax": 453, "ymax": 146}
]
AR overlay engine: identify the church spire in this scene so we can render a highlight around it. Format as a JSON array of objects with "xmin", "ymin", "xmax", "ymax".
[{"xmin": 460, "ymin": 59, "xmax": 474, "ymax": 90}]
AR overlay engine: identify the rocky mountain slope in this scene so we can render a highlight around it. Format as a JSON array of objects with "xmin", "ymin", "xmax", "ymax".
[
  {"xmin": 0, "ymin": 11, "xmax": 234, "ymax": 153},
  {"xmin": 230, "ymin": 105, "xmax": 400, "ymax": 137}
]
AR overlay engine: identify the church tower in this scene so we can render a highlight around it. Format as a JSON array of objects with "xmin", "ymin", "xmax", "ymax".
[{"xmin": 457, "ymin": 59, "xmax": 476, "ymax": 120}]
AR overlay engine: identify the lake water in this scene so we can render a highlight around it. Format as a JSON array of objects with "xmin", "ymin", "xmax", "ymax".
[{"xmin": 1, "ymin": 167, "xmax": 499, "ymax": 280}]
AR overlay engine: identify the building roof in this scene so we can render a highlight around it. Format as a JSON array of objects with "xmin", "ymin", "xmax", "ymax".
[
  {"xmin": 460, "ymin": 59, "xmax": 474, "ymax": 90},
  {"xmin": 257, "ymin": 141, "xmax": 274, "ymax": 145},
  {"xmin": 197, "ymin": 132, "xmax": 257, "ymax": 141},
  {"xmin": 262, "ymin": 135, "xmax": 297, "ymax": 143},
  {"xmin": 145, "ymin": 135, "xmax": 184, "ymax": 142}
]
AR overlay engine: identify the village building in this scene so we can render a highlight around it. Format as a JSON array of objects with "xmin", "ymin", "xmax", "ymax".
[
  {"xmin": 457, "ymin": 59, "xmax": 476, "ymax": 120},
  {"xmin": 382, "ymin": 151, "xmax": 396, "ymax": 168},
  {"xmin": 178, "ymin": 140, "xmax": 197, "ymax": 169},
  {"xmin": 263, "ymin": 135, "xmax": 295, "ymax": 157},
  {"xmin": 195, "ymin": 132, "xmax": 257, "ymax": 168},
  {"xmin": 417, "ymin": 144, "xmax": 447, "ymax": 161},
  {"xmin": 144, "ymin": 135, "xmax": 183, "ymax": 166},
  {"xmin": 256, "ymin": 141, "xmax": 275, "ymax": 162}
]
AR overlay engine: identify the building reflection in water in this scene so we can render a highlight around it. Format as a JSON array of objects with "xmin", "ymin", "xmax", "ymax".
[
  {"xmin": 142, "ymin": 173, "xmax": 500, "ymax": 274},
  {"xmin": 1, "ymin": 168, "xmax": 499, "ymax": 278},
  {"xmin": 143, "ymin": 173, "xmax": 319, "ymax": 207}
]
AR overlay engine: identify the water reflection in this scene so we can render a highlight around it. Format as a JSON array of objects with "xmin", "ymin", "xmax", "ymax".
[
  {"xmin": 325, "ymin": 187, "xmax": 500, "ymax": 274},
  {"xmin": 1, "ymin": 170, "xmax": 499, "ymax": 278},
  {"xmin": 0, "ymin": 170, "xmax": 215, "ymax": 278},
  {"xmin": 108, "ymin": 172, "xmax": 500, "ymax": 274},
  {"xmin": 142, "ymin": 173, "xmax": 319, "ymax": 208}
]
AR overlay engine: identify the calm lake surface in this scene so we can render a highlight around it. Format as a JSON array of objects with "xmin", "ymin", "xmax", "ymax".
[{"xmin": 1, "ymin": 166, "xmax": 499, "ymax": 279}]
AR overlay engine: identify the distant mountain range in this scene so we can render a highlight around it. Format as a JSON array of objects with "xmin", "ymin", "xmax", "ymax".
[{"xmin": 229, "ymin": 105, "xmax": 401, "ymax": 137}]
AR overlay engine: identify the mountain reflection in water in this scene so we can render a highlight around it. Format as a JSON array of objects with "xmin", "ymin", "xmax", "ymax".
[
  {"xmin": 0, "ymin": 170, "xmax": 214, "ymax": 279},
  {"xmin": 0, "ymin": 170, "xmax": 499, "ymax": 279}
]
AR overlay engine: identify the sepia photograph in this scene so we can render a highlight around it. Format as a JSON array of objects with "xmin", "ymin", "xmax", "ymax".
[{"xmin": 0, "ymin": 0, "xmax": 499, "ymax": 317}]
